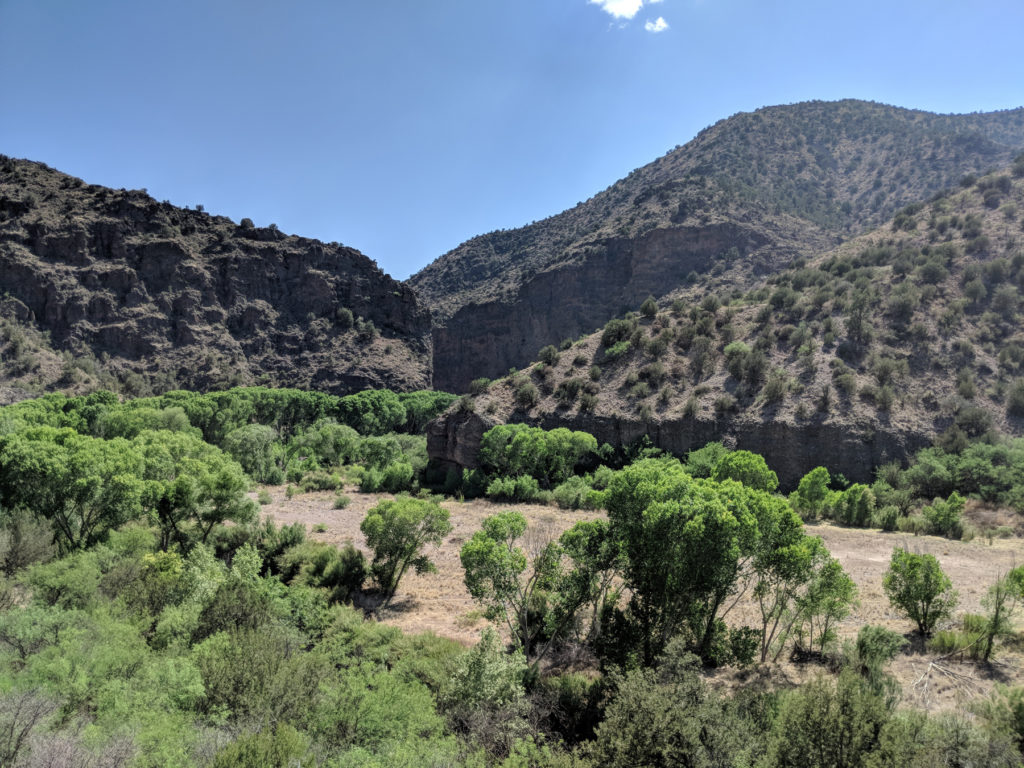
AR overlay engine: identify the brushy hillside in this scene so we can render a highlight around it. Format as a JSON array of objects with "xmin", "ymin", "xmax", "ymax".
[
  {"xmin": 447, "ymin": 160, "xmax": 1024, "ymax": 486},
  {"xmin": 410, "ymin": 100, "xmax": 1024, "ymax": 390},
  {"xmin": 0, "ymin": 156, "xmax": 433, "ymax": 402}
]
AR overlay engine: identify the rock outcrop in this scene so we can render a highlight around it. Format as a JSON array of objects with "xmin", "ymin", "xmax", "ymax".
[
  {"xmin": 0, "ymin": 157, "xmax": 433, "ymax": 395},
  {"xmin": 426, "ymin": 408, "xmax": 931, "ymax": 491}
]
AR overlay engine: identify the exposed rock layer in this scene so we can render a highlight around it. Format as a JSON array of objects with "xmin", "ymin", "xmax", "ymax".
[{"xmin": 0, "ymin": 157, "xmax": 432, "ymax": 395}]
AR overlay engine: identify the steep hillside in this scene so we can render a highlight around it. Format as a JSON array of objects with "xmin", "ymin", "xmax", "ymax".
[
  {"xmin": 0, "ymin": 156, "xmax": 432, "ymax": 402},
  {"xmin": 430, "ymin": 161, "xmax": 1024, "ymax": 488},
  {"xmin": 411, "ymin": 100, "xmax": 1024, "ymax": 391}
]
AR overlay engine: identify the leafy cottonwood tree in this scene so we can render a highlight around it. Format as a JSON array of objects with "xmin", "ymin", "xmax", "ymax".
[
  {"xmin": 360, "ymin": 496, "xmax": 451, "ymax": 607},
  {"xmin": 460, "ymin": 510, "xmax": 564, "ymax": 661},
  {"xmin": 882, "ymin": 548, "xmax": 958, "ymax": 636},
  {"xmin": 603, "ymin": 459, "xmax": 751, "ymax": 665}
]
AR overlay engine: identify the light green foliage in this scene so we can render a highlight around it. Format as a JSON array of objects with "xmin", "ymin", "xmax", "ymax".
[
  {"xmin": 712, "ymin": 450, "xmax": 779, "ymax": 492},
  {"xmin": 460, "ymin": 511, "xmax": 557, "ymax": 657},
  {"xmin": 287, "ymin": 419, "xmax": 360, "ymax": 467},
  {"xmin": 336, "ymin": 389, "xmax": 406, "ymax": 435},
  {"xmin": 132, "ymin": 429, "xmax": 256, "ymax": 550},
  {"xmin": 922, "ymin": 491, "xmax": 965, "ymax": 538},
  {"xmin": 883, "ymin": 548, "xmax": 958, "ymax": 636},
  {"xmin": 443, "ymin": 627, "xmax": 526, "ymax": 711},
  {"xmin": 397, "ymin": 390, "xmax": 458, "ymax": 433},
  {"xmin": 791, "ymin": 466, "xmax": 830, "ymax": 519},
  {"xmin": 485, "ymin": 475, "xmax": 543, "ymax": 503},
  {"xmin": 794, "ymin": 547, "xmax": 858, "ymax": 654},
  {"xmin": 479, "ymin": 424, "xmax": 598, "ymax": 488},
  {"xmin": 360, "ymin": 496, "xmax": 452, "ymax": 606},
  {"xmin": 0, "ymin": 426, "xmax": 146, "ymax": 552},
  {"xmin": 223, "ymin": 420, "xmax": 281, "ymax": 481},
  {"xmin": 211, "ymin": 724, "xmax": 310, "ymax": 768},
  {"xmin": 826, "ymin": 483, "xmax": 876, "ymax": 527}
]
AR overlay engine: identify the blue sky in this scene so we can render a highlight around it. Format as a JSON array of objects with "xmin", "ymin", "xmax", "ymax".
[{"xmin": 1, "ymin": 1, "xmax": 1022, "ymax": 279}]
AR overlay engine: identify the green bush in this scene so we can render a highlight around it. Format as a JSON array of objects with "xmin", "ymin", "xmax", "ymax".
[
  {"xmin": 552, "ymin": 476, "xmax": 593, "ymax": 509},
  {"xmin": 485, "ymin": 475, "xmax": 543, "ymax": 503},
  {"xmin": 922, "ymin": 492, "xmax": 964, "ymax": 539}
]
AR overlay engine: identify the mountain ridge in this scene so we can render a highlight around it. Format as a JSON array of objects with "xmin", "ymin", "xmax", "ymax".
[{"xmin": 410, "ymin": 99, "xmax": 1024, "ymax": 391}]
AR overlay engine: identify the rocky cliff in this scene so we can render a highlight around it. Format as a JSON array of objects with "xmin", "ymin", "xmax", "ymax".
[
  {"xmin": 428, "ymin": 163, "xmax": 1024, "ymax": 485},
  {"xmin": 411, "ymin": 100, "xmax": 1024, "ymax": 391},
  {"xmin": 0, "ymin": 156, "xmax": 433, "ymax": 397}
]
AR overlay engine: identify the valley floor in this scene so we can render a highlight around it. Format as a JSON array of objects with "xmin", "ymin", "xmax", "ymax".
[{"xmin": 261, "ymin": 485, "xmax": 1024, "ymax": 711}]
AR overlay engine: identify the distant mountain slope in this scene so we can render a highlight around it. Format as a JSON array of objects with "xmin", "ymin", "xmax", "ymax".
[
  {"xmin": 430, "ymin": 161, "xmax": 1024, "ymax": 488},
  {"xmin": 410, "ymin": 100, "xmax": 1024, "ymax": 391},
  {"xmin": 0, "ymin": 157, "xmax": 432, "ymax": 401}
]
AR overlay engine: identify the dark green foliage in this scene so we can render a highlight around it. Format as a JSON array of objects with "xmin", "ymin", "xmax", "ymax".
[
  {"xmin": 278, "ymin": 541, "xmax": 366, "ymax": 604},
  {"xmin": 538, "ymin": 345, "xmax": 560, "ymax": 366},
  {"xmin": 639, "ymin": 296, "xmax": 658, "ymax": 318},
  {"xmin": 764, "ymin": 670, "xmax": 888, "ymax": 768},
  {"xmin": 683, "ymin": 441, "xmax": 731, "ymax": 478},
  {"xmin": 601, "ymin": 317, "xmax": 637, "ymax": 348},
  {"xmin": 585, "ymin": 643, "xmax": 754, "ymax": 767},
  {"xmin": 1008, "ymin": 379, "xmax": 1024, "ymax": 417}
]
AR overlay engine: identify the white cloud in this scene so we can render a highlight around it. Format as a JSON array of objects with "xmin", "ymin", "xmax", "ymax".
[
  {"xmin": 588, "ymin": 0, "xmax": 644, "ymax": 20},
  {"xmin": 648, "ymin": 0, "xmax": 663, "ymax": 3},
  {"xmin": 644, "ymin": 16, "xmax": 669, "ymax": 32}
]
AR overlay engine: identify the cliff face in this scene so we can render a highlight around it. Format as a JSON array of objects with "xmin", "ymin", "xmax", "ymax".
[
  {"xmin": 411, "ymin": 100, "xmax": 1024, "ymax": 391},
  {"xmin": 426, "ymin": 409, "xmax": 931, "ymax": 492},
  {"xmin": 0, "ymin": 157, "xmax": 433, "ymax": 396},
  {"xmin": 431, "ymin": 221, "xmax": 796, "ymax": 391}
]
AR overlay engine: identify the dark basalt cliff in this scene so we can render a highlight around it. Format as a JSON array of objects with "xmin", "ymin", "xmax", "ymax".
[
  {"xmin": 0, "ymin": 157, "xmax": 433, "ymax": 395},
  {"xmin": 427, "ymin": 409, "xmax": 932, "ymax": 492},
  {"xmin": 430, "ymin": 221, "xmax": 804, "ymax": 392}
]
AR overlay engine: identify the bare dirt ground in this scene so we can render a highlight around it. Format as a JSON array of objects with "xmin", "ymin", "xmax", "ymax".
[{"xmin": 261, "ymin": 486, "xmax": 1024, "ymax": 711}]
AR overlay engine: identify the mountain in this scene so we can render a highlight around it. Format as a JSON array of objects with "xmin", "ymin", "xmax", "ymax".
[
  {"xmin": 429, "ymin": 160, "xmax": 1024, "ymax": 489},
  {"xmin": 0, "ymin": 156, "xmax": 432, "ymax": 403},
  {"xmin": 410, "ymin": 100, "xmax": 1024, "ymax": 391}
]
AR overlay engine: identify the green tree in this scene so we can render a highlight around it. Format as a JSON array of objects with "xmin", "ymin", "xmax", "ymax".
[
  {"xmin": 360, "ymin": 496, "xmax": 451, "ymax": 607},
  {"xmin": 764, "ymin": 670, "xmax": 888, "ymax": 768},
  {"xmin": 133, "ymin": 430, "xmax": 256, "ymax": 550},
  {"xmin": 335, "ymin": 390, "xmax": 406, "ymax": 435},
  {"xmin": 712, "ymin": 450, "xmax": 779, "ymax": 492},
  {"xmin": 221, "ymin": 424, "xmax": 283, "ymax": 484},
  {"xmin": 0, "ymin": 427, "xmax": 145, "ymax": 552},
  {"xmin": 882, "ymin": 548, "xmax": 958, "ymax": 636},
  {"xmin": 791, "ymin": 466, "xmax": 831, "ymax": 519},
  {"xmin": 603, "ymin": 459, "xmax": 752, "ymax": 664},
  {"xmin": 460, "ymin": 510, "xmax": 565, "ymax": 660}
]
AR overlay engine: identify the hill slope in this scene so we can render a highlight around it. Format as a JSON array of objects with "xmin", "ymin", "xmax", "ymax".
[
  {"xmin": 0, "ymin": 157, "xmax": 432, "ymax": 401},
  {"xmin": 430, "ymin": 162, "xmax": 1024, "ymax": 488},
  {"xmin": 410, "ymin": 100, "xmax": 1024, "ymax": 391}
]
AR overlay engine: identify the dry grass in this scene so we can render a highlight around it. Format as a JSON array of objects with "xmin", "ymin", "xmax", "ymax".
[{"xmin": 263, "ymin": 486, "xmax": 1024, "ymax": 710}]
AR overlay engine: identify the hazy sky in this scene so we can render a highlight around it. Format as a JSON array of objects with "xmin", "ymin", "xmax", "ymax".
[{"xmin": 2, "ymin": 0, "xmax": 1022, "ymax": 279}]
